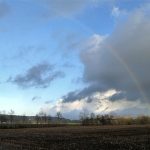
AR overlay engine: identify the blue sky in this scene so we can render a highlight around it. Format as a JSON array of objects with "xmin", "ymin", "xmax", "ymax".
[{"xmin": 0, "ymin": 0, "xmax": 150, "ymax": 118}]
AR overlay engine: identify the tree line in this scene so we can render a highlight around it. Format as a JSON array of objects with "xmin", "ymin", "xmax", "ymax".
[
  {"xmin": 80, "ymin": 112, "xmax": 150, "ymax": 125},
  {"xmin": 1, "ymin": 109, "xmax": 150, "ymax": 126},
  {"xmin": 0, "ymin": 110, "xmax": 64, "ymax": 125}
]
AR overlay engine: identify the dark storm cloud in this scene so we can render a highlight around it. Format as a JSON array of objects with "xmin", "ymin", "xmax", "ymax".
[
  {"xmin": 8, "ymin": 62, "xmax": 65, "ymax": 88},
  {"xmin": 81, "ymin": 8, "xmax": 150, "ymax": 102},
  {"xmin": 62, "ymin": 6, "xmax": 150, "ymax": 103},
  {"xmin": 63, "ymin": 83, "xmax": 108, "ymax": 102}
]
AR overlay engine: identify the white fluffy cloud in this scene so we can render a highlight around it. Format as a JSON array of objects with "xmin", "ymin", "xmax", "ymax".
[
  {"xmin": 111, "ymin": 6, "xmax": 120, "ymax": 17},
  {"xmin": 41, "ymin": 90, "xmax": 150, "ymax": 119}
]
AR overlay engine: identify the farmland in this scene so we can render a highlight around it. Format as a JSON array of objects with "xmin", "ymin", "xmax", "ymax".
[{"xmin": 0, "ymin": 125, "xmax": 150, "ymax": 150}]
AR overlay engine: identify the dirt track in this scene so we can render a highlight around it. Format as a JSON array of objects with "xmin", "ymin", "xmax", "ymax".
[{"xmin": 0, "ymin": 125, "xmax": 150, "ymax": 150}]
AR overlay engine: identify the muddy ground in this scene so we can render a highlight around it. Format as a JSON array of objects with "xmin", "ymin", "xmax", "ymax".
[{"xmin": 0, "ymin": 125, "xmax": 150, "ymax": 150}]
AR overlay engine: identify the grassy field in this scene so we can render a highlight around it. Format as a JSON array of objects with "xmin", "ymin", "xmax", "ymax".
[{"xmin": 0, "ymin": 125, "xmax": 150, "ymax": 150}]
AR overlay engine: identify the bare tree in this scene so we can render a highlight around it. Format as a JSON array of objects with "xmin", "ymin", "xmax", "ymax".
[
  {"xmin": 0, "ymin": 110, "xmax": 7, "ymax": 124},
  {"xmin": 90, "ymin": 113, "xmax": 95, "ymax": 125},
  {"xmin": 0, "ymin": 115, "xmax": 7, "ymax": 124},
  {"xmin": 38, "ymin": 111, "xmax": 46, "ymax": 123},
  {"xmin": 8, "ymin": 109, "xmax": 15, "ymax": 124},
  {"xmin": 47, "ymin": 114, "xmax": 52, "ymax": 124},
  {"xmin": 35, "ymin": 114, "xmax": 40, "ymax": 124},
  {"xmin": 79, "ymin": 109, "xmax": 89, "ymax": 125},
  {"xmin": 22, "ymin": 114, "xmax": 27, "ymax": 124},
  {"xmin": 43, "ymin": 113, "xmax": 48, "ymax": 124},
  {"xmin": 56, "ymin": 112, "xmax": 63, "ymax": 123}
]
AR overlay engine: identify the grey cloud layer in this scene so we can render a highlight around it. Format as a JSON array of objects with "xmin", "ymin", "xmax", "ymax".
[
  {"xmin": 0, "ymin": 1, "xmax": 10, "ymax": 17},
  {"xmin": 63, "ymin": 83, "xmax": 107, "ymax": 103},
  {"xmin": 40, "ymin": 0, "xmax": 99, "ymax": 17},
  {"xmin": 83, "ymin": 10, "xmax": 150, "ymax": 101},
  {"xmin": 63, "ymin": 6, "xmax": 150, "ymax": 103},
  {"xmin": 32, "ymin": 96, "xmax": 41, "ymax": 101},
  {"xmin": 8, "ymin": 62, "xmax": 64, "ymax": 88}
]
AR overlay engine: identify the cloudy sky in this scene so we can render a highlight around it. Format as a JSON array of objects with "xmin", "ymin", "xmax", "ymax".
[{"xmin": 0, "ymin": 0, "xmax": 150, "ymax": 119}]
